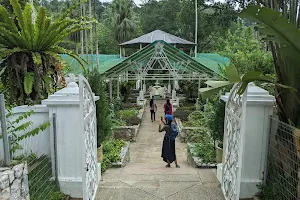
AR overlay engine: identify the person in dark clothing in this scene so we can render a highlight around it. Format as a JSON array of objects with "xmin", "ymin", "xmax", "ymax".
[
  {"xmin": 164, "ymin": 99, "xmax": 173, "ymax": 115},
  {"xmin": 159, "ymin": 114, "xmax": 180, "ymax": 168},
  {"xmin": 150, "ymin": 98, "xmax": 157, "ymax": 122}
]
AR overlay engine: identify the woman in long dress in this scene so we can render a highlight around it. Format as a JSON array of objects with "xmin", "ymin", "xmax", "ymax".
[{"xmin": 159, "ymin": 114, "xmax": 180, "ymax": 168}]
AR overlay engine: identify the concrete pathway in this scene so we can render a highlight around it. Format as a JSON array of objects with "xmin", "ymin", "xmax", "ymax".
[{"xmin": 96, "ymin": 100, "xmax": 224, "ymax": 200}]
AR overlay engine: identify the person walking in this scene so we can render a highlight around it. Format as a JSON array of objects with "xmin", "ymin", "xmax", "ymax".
[
  {"xmin": 150, "ymin": 98, "xmax": 157, "ymax": 122},
  {"xmin": 159, "ymin": 114, "xmax": 180, "ymax": 168},
  {"xmin": 164, "ymin": 99, "xmax": 173, "ymax": 115}
]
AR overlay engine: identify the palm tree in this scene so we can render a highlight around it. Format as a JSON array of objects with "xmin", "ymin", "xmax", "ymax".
[
  {"xmin": 111, "ymin": 0, "xmax": 136, "ymax": 43},
  {"xmin": 0, "ymin": 0, "xmax": 91, "ymax": 105}
]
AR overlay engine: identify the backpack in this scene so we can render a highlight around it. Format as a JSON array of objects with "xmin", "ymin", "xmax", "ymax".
[
  {"xmin": 169, "ymin": 124, "xmax": 178, "ymax": 140},
  {"xmin": 165, "ymin": 104, "xmax": 171, "ymax": 114}
]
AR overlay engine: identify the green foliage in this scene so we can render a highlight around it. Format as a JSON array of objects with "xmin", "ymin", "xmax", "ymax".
[
  {"xmin": 204, "ymin": 99, "xmax": 225, "ymax": 144},
  {"xmin": 0, "ymin": 0, "xmax": 90, "ymax": 105},
  {"xmin": 178, "ymin": 80, "xmax": 199, "ymax": 103},
  {"xmin": 117, "ymin": 109, "xmax": 138, "ymax": 120},
  {"xmin": 24, "ymin": 72, "xmax": 34, "ymax": 95},
  {"xmin": 183, "ymin": 111, "xmax": 204, "ymax": 127},
  {"xmin": 0, "ymin": 110, "xmax": 50, "ymax": 153},
  {"xmin": 27, "ymin": 155, "xmax": 63, "ymax": 200},
  {"xmin": 240, "ymin": 6, "xmax": 300, "ymax": 127},
  {"xmin": 85, "ymin": 69, "xmax": 112, "ymax": 146},
  {"xmin": 110, "ymin": 0, "xmax": 137, "ymax": 43},
  {"xmin": 193, "ymin": 137, "xmax": 216, "ymax": 163},
  {"xmin": 120, "ymin": 81, "xmax": 135, "ymax": 102},
  {"xmin": 101, "ymin": 139, "xmax": 126, "ymax": 172},
  {"xmin": 96, "ymin": 22, "xmax": 119, "ymax": 54},
  {"xmin": 187, "ymin": 127, "xmax": 210, "ymax": 143},
  {"xmin": 216, "ymin": 22, "xmax": 275, "ymax": 75},
  {"xmin": 49, "ymin": 191, "xmax": 68, "ymax": 200}
]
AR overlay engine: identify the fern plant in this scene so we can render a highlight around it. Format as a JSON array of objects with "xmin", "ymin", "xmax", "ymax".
[
  {"xmin": 0, "ymin": 110, "xmax": 50, "ymax": 153},
  {"xmin": 0, "ymin": 0, "xmax": 92, "ymax": 105}
]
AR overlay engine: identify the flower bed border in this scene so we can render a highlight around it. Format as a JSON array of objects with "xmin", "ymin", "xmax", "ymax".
[
  {"xmin": 187, "ymin": 143, "xmax": 218, "ymax": 168},
  {"xmin": 112, "ymin": 142, "xmax": 130, "ymax": 168}
]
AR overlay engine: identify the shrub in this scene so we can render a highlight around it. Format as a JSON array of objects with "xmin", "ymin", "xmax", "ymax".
[
  {"xmin": 205, "ymin": 100, "xmax": 225, "ymax": 145},
  {"xmin": 187, "ymin": 127, "xmax": 210, "ymax": 143},
  {"xmin": 173, "ymin": 110, "xmax": 191, "ymax": 121},
  {"xmin": 126, "ymin": 117, "xmax": 141, "ymax": 126},
  {"xmin": 120, "ymin": 81, "xmax": 135, "ymax": 102},
  {"xmin": 193, "ymin": 136, "xmax": 216, "ymax": 163},
  {"xmin": 85, "ymin": 69, "xmax": 112, "ymax": 146},
  {"xmin": 117, "ymin": 109, "xmax": 138, "ymax": 120},
  {"xmin": 102, "ymin": 139, "xmax": 126, "ymax": 172}
]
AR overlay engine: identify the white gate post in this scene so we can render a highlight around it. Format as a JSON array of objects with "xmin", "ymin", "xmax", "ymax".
[
  {"xmin": 42, "ymin": 80, "xmax": 99, "ymax": 198},
  {"xmin": 219, "ymin": 83, "xmax": 275, "ymax": 199}
]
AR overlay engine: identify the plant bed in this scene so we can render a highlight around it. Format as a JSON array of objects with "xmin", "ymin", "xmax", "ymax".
[
  {"xmin": 102, "ymin": 140, "xmax": 127, "ymax": 172},
  {"xmin": 187, "ymin": 143, "xmax": 217, "ymax": 168},
  {"xmin": 112, "ymin": 141, "xmax": 130, "ymax": 168},
  {"xmin": 112, "ymin": 107, "xmax": 144, "ymax": 142}
]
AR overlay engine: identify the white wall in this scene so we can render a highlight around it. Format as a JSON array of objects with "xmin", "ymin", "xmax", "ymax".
[{"xmin": 0, "ymin": 105, "xmax": 50, "ymax": 160}]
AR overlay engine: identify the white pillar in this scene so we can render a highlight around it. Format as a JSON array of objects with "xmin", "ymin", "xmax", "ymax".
[
  {"xmin": 139, "ymin": 90, "xmax": 144, "ymax": 100},
  {"xmin": 220, "ymin": 83, "xmax": 275, "ymax": 199},
  {"xmin": 173, "ymin": 80, "xmax": 176, "ymax": 91},
  {"xmin": 117, "ymin": 78, "xmax": 120, "ymax": 98},
  {"xmin": 109, "ymin": 79, "xmax": 112, "ymax": 100},
  {"xmin": 167, "ymin": 84, "xmax": 171, "ymax": 93},
  {"xmin": 42, "ymin": 81, "xmax": 99, "ymax": 198}
]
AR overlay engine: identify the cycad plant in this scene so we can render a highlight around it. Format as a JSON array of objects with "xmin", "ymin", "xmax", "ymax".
[{"xmin": 0, "ymin": 0, "xmax": 91, "ymax": 105}]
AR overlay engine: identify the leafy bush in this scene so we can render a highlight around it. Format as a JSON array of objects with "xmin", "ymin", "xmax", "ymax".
[
  {"xmin": 187, "ymin": 127, "xmax": 210, "ymax": 143},
  {"xmin": 102, "ymin": 139, "xmax": 126, "ymax": 172},
  {"xmin": 85, "ymin": 69, "xmax": 112, "ymax": 146},
  {"xmin": 117, "ymin": 109, "xmax": 138, "ymax": 120},
  {"xmin": 173, "ymin": 110, "xmax": 191, "ymax": 121},
  {"xmin": 205, "ymin": 100, "xmax": 225, "ymax": 145},
  {"xmin": 120, "ymin": 81, "xmax": 135, "ymax": 102},
  {"xmin": 193, "ymin": 136, "xmax": 216, "ymax": 163},
  {"xmin": 126, "ymin": 117, "xmax": 141, "ymax": 126},
  {"xmin": 178, "ymin": 80, "xmax": 199, "ymax": 102}
]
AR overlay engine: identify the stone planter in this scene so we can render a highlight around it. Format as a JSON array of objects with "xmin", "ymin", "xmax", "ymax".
[
  {"xmin": 112, "ymin": 142, "xmax": 130, "ymax": 168},
  {"xmin": 97, "ymin": 146, "xmax": 103, "ymax": 163},
  {"xmin": 112, "ymin": 124, "xmax": 140, "ymax": 142},
  {"xmin": 216, "ymin": 145, "xmax": 223, "ymax": 163},
  {"xmin": 187, "ymin": 143, "xmax": 217, "ymax": 168},
  {"xmin": 112, "ymin": 108, "xmax": 144, "ymax": 142}
]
